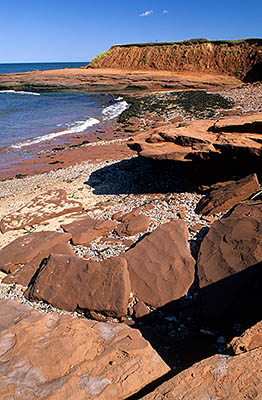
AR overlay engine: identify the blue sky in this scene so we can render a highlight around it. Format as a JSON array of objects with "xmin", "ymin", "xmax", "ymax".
[{"xmin": 1, "ymin": 0, "xmax": 262, "ymax": 63}]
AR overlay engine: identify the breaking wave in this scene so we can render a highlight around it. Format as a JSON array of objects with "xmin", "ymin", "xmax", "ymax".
[
  {"xmin": 0, "ymin": 90, "xmax": 40, "ymax": 96},
  {"xmin": 102, "ymin": 100, "xmax": 129, "ymax": 120},
  {"xmin": 11, "ymin": 117, "xmax": 100, "ymax": 148}
]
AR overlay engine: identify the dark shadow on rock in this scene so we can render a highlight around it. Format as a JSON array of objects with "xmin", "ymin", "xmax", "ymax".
[
  {"xmin": 200, "ymin": 261, "xmax": 262, "ymax": 323},
  {"xmin": 85, "ymin": 157, "xmax": 200, "ymax": 195},
  {"xmin": 85, "ymin": 156, "xmax": 258, "ymax": 196},
  {"xmin": 243, "ymin": 62, "xmax": 262, "ymax": 83}
]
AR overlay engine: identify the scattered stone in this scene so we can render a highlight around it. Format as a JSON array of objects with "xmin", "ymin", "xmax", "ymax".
[
  {"xmin": 0, "ymin": 231, "xmax": 72, "ymax": 274},
  {"xmin": 229, "ymin": 321, "xmax": 262, "ymax": 354},
  {"xmin": 114, "ymin": 206, "xmax": 142, "ymax": 223},
  {"xmin": 0, "ymin": 299, "xmax": 170, "ymax": 399},
  {"xmin": 0, "ymin": 189, "xmax": 83, "ymax": 233},
  {"xmin": 201, "ymin": 215, "xmax": 218, "ymax": 222},
  {"xmin": 141, "ymin": 351, "xmax": 262, "ymax": 400},
  {"xmin": 189, "ymin": 223, "xmax": 205, "ymax": 232},
  {"xmin": 25, "ymin": 254, "xmax": 131, "ymax": 317},
  {"xmin": 196, "ymin": 173, "xmax": 260, "ymax": 215},
  {"xmin": 124, "ymin": 220, "xmax": 195, "ymax": 308},
  {"xmin": 61, "ymin": 216, "xmax": 117, "ymax": 245},
  {"xmin": 133, "ymin": 301, "xmax": 150, "ymax": 318},
  {"xmin": 198, "ymin": 200, "xmax": 262, "ymax": 317}
]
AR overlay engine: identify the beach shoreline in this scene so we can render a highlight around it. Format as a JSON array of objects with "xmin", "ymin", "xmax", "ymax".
[{"xmin": 1, "ymin": 81, "xmax": 262, "ymax": 181}]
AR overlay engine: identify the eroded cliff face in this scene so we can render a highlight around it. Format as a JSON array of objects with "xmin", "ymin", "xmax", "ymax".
[{"xmin": 90, "ymin": 40, "xmax": 262, "ymax": 82}]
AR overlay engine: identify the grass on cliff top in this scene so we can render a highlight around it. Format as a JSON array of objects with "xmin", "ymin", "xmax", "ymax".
[
  {"xmin": 111, "ymin": 38, "xmax": 262, "ymax": 49},
  {"xmin": 90, "ymin": 50, "xmax": 110, "ymax": 66}
]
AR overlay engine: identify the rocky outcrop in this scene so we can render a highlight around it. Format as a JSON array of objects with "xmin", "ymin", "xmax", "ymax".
[
  {"xmin": 124, "ymin": 220, "xmax": 195, "ymax": 308},
  {"xmin": 90, "ymin": 39, "xmax": 262, "ymax": 82},
  {"xmin": 196, "ymin": 173, "xmax": 260, "ymax": 215},
  {"xmin": 141, "ymin": 350, "xmax": 262, "ymax": 399},
  {"xmin": 0, "ymin": 189, "xmax": 83, "ymax": 233},
  {"xmin": 25, "ymin": 254, "xmax": 131, "ymax": 317},
  {"xmin": 128, "ymin": 113, "xmax": 262, "ymax": 170},
  {"xmin": 229, "ymin": 321, "xmax": 262, "ymax": 355},
  {"xmin": 198, "ymin": 200, "xmax": 262, "ymax": 317},
  {"xmin": 0, "ymin": 299, "xmax": 170, "ymax": 399}
]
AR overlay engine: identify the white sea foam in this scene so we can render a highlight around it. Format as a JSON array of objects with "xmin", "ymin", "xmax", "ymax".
[
  {"xmin": 0, "ymin": 90, "xmax": 40, "ymax": 96},
  {"xmin": 102, "ymin": 100, "xmax": 129, "ymax": 120},
  {"xmin": 11, "ymin": 117, "xmax": 100, "ymax": 149}
]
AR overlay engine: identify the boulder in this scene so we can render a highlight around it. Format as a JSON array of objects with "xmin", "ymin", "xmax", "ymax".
[
  {"xmin": 0, "ymin": 231, "xmax": 72, "ymax": 274},
  {"xmin": 0, "ymin": 189, "xmax": 83, "ymax": 233},
  {"xmin": 141, "ymin": 350, "xmax": 262, "ymax": 400},
  {"xmin": 0, "ymin": 299, "xmax": 170, "ymax": 399},
  {"xmin": 61, "ymin": 216, "xmax": 117, "ymax": 245},
  {"xmin": 229, "ymin": 321, "xmax": 262, "ymax": 355},
  {"xmin": 25, "ymin": 254, "xmax": 131, "ymax": 317},
  {"xmin": 196, "ymin": 173, "xmax": 260, "ymax": 215},
  {"xmin": 2, "ymin": 241, "xmax": 74, "ymax": 287},
  {"xmin": 198, "ymin": 200, "xmax": 262, "ymax": 317},
  {"xmin": 124, "ymin": 220, "xmax": 195, "ymax": 308}
]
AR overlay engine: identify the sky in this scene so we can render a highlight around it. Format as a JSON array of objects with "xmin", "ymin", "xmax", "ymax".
[{"xmin": 1, "ymin": 0, "xmax": 262, "ymax": 63}]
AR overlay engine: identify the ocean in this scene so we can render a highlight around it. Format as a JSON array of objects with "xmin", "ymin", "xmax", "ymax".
[
  {"xmin": 0, "ymin": 63, "xmax": 128, "ymax": 153},
  {"xmin": 0, "ymin": 62, "xmax": 88, "ymax": 75}
]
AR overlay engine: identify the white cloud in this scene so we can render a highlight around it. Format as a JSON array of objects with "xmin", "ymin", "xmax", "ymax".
[
  {"xmin": 139, "ymin": 10, "xmax": 153, "ymax": 17},
  {"xmin": 163, "ymin": 9, "xmax": 168, "ymax": 14}
]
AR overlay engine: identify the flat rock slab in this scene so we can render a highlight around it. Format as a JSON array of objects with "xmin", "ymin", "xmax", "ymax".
[
  {"xmin": 0, "ymin": 299, "xmax": 170, "ymax": 400},
  {"xmin": 2, "ymin": 242, "xmax": 74, "ymax": 287},
  {"xmin": 25, "ymin": 254, "xmax": 131, "ymax": 317},
  {"xmin": 115, "ymin": 214, "xmax": 151, "ymax": 236},
  {"xmin": 0, "ymin": 189, "xmax": 83, "ymax": 233},
  {"xmin": 141, "ymin": 350, "xmax": 262, "ymax": 400},
  {"xmin": 124, "ymin": 220, "xmax": 195, "ymax": 308},
  {"xmin": 0, "ymin": 231, "xmax": 72, "ymax": 274},
  {"xmin": 196, "ymin": 173, "xmax": 260, "ymax": 215},
  {"xmin": 198, "ymin": 200, "xmax": 262, "ymax": 317},
  {"xmin": 229, "ymin": 321, "xmax": 262, "ymax": 355},
  {"xmin": 61, "ymin": 217, "xmax": 117, "ymax": 245}
]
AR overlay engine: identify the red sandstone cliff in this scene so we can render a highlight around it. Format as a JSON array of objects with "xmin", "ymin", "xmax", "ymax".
[{"xmin": 89, "ymin": 39, "xmax": 262, "ymax": 82}]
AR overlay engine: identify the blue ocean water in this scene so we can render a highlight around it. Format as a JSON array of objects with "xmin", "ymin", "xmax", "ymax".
[
  {"xmin": 0, "ymin": 62, "xmax": 89, "ymax": 75},
  {"xmin": 0, "ymin": 63, "xmax": 128, "ymax": 151}
]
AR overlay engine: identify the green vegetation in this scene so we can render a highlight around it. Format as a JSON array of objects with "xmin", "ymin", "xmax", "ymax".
[
  {"xmin": 90, "ymin": 50, "xmax": 109, "ymax": 66},
  {"xmin": 118, "ymin": 91, "xmax": 234, "ymax": 123},
  {"xmin": 111, "ymin": 38, "xmax": 262, "ymax": 49}
]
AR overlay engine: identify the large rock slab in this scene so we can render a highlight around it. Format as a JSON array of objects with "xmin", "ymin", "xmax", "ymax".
[
  {"xmin": 0, "ymin": 189, "xmax": 83, "ymax": 233},
  {"xmin": 25, "ymin": 254, "xmax": 131, "ymax": 317},
  {"xmin": 61, "ymin": 216, "xmax": 117, "ymax": 245},
  {"xmin": 141, "ymin": 350, "xmax": 262, "ymax": 399},
  {"xmin": 0, "ymin": 231, "xmax": 72, "ymax": 274},
  {"xmin": 2, "ymin": 241, "xmax": 74, "ymax": 287},
  {"xmin": 198, "ymin": 200, "xmax": 262, "ymax": 317},
  {"xmin": 128, "ymin": 113, "xmax": 262, "ymax": 170},
  {"xmin": 229, "ymin": 321, "xmax": 262, "ymax": 355},
  {"xmin": 124, "ymin": 220, "xmax": 195, "ymax": 308},
  {"xmin": 0, "ymin": 299, "xmax": 170, "ymax": 399},
  {"xmin": 196, "ymin": 173, "xmax": 260, "ymax": 215}
]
